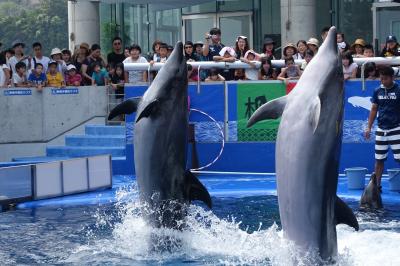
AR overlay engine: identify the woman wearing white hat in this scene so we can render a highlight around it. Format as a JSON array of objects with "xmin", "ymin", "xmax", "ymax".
[
  {"xmin": 50, "ymin": 47, "xmax": 67, "ymax": 78},
  {"xmin": 307, "ymin": 38, "xmax": 319, "ymax": 55}
]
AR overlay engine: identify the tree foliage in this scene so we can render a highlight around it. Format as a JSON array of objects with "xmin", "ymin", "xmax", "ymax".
[{"xmin": 0, "ymin": 0, "xmax": 68, "ymax": 55}]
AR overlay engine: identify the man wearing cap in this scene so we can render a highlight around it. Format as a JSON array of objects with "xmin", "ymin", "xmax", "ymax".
[
  {"xmin": 9, "ymin": 40, "xmax": 30, "ymax": 75},
  {"xmin": 31, "ymin": 42, "xmax": 50, "ymax": 73},
  {"xmin": 107, "ymin": 37, "xmax": 125, "ymax": 67},
  {"xmin": 380, "ymin": 35, "xmax": 400, "ymax": 57}
]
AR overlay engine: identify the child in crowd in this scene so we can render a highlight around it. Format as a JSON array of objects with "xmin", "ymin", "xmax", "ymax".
[
  {"xmin": 149, "ymin": 43, "xmax": 169, "ymax": 79},
  {"xmin": 13, "ymin": 61, "xmax": 28, "ymax": 87},
  {"xmin": 213, "ymin": 46, "xmax": 236, "ymax": 80},
  {"xmin": 205, "ymin": 68, "xmax": 225, "ymax": 82},
  {"xmin": 110, "ymin": 63, "xmax": 125, "ymax": 100},
  {"xmin": 28, "ymin": 63, "xmax": 47, "ymax": 91},
  {"xmin": 65, "ymin": 65, "xmax": 82, "ymax": 86},
  {"xmin": 47, "ymin": 61, "xmax": 65, "ymax": 87},
  {"xmin": 342, "ymin": 51, "xmax": 358, "ymax": 80},
  {"xmin": 258, "ymin": 57, "xmax": 275, "ymax": 80},
  {"xmin": 241, "ymin": 50, "xmax": 260, "ymax": 80},
  {"xmin": 50, "ymin": 48, "xmax": 67, "ymax": 77},
  {"xmin": 278, "ymin": 56, "xmax": 302, "ymax": 83},
  {"xmin": 364, "ymin": 62, "xmax": 378, "ymax": 80},
  {"xmin": 187, "ymin": 64, "xmax": 199, "ymax": 82},
  {"xmin": 301, "ymin": 49, "xmax": 314, "ymax": 70},
  {"xmin": 363, "ymin": 44, "xmax": 374, "ymax": 57},
  {"xmin": 234, "ymin": 68, "xmax": 246, "ymax": 80},
  {"xmin": 62, "ymin": 49, "xmax": 73, "ymax": 65},
  {"xmin": 91, "ymin": 62, "xmax": 109, "ymax": 86}
]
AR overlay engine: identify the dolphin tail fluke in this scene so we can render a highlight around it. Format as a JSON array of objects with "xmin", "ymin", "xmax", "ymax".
[
  {"xmin": 108, "ymin": 97, "xmax": 142, "ymax": 120},
  {"xmin": 247, "ymin": 95, "xmax": 287, "ymax": 128},
  {"xmin": 136, "ymin": 99, "xmax": 160, "ymax": 123},
  {"xmin": 335, "ymin": 196, "xmax": 359, "ymax": 231},
  {"xmin": 185, "ymin": 171, "xmax": 212, "ymax": 209}
]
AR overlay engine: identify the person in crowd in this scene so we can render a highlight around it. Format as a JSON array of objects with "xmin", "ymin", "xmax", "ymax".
[
  {"xmin": 205, "ymin": 68, "xmax": 225, "ymax": 82},
  {"xmin": 47, "ymin": 61, "xmax": 65, "ymax": 87},
  {"xmin": 123, "ymin": 44, "xmax": 148, "ymax": 83},
  {"xmin": 363, "ymin": 44, "xmax": 375, "ymax": 57},
  {"xmin": 307, "ymin": 38, "xmax": 319, "ymax": 55},
  {"xmin": 0, "ymin": 52, "xmax": 11, "ymax": 87},
  {"xmin": 235, "ymin": 35, "xmax": 249, "ymax": 59},
  {"xmin": 31, "ymin": 42, "xmax": 50, "ymax": 73},
  {"xmin": 81, "ymin": 44, "xmax": 106, "ymax": 85},
  {"xmin": 28, "ymin": 63, "xmax": 47, "ymax": 91},
  {"xmin": 338, "ymin": 41, "xmax": 350, "ymax": 54},
  {"xmin": 278, "ymin": 56, "xmax": 302, "ymax": 83},
  {"xmin": 234, "ymin": 68, "xmax": 246, "ymax": 80},
  {"xmin": 50, "ymin": 48, "xmax": 67, "ymax": 77},
  {"xmin": 203, "ymin": 27, "xmax": 224, "ymax": 61},
  {"xmin": 364, "ymin": 66, "xmax": 400, "ymax": 192},
  {"xmin": 337, "ymin": 32, "xmax": 345, "ymax": 43},
  {"xmin": 62, "ymin": 49, "xmax": 73, "ymax": 66},
  {"xmin": 213, "ymin": 46, "xmax": 236, "ymax": 80},
  {"xmin": 321, "ymin": 26, "xmax": 330, "ymax": 41},
  {"xmin": 258, "ymin": 57, "xmax": 276, "ymax": 80},
  {"xmin": 107, "ymin": 37, "xmax": 126, "ymax": 66},
  {"xmin": 149, "ymin": 40, "xmax": 162, "ymax": 61},
  {"xmin": 193, "ymin": 41, "xmax": 208, "ymax": 81},
  {"xmin": 4, "ymin": 48, "xmax": 14, "ymax": 66},
  {"xmin": 73, "ymin": 42, "xmax": 90, "ymax": 73},
  {"xmin": 91, "ymin": 62, "xmax": 108, "ymax": 86},
  {"xmin": 167, "ymin": 45, "xmax": 174, "ymax": 57},
  {"xmin": 149, "ymin": 43, "xmax": 168, "ymax": 79},
  {"xmin": 12, "ymin": 61, "xmax": 28, "ymax": 87},
  {"xmin": 261, "ymin": 37, "xmax": 276, "ymax": 59},
  {"xmin": 301, "ymin": 49, "xmax": 314, "ymax": 70},
  {"xmin": 294, "ymin": 40, "xmax": 307, "ymax": 59},
  {"xmin": 110, "ymin": 63, "xmax": 125, "ymax": 97},
  {"xmin": 187, "ymin": 64, "xmax": 199, "ymax": 82},
  {"xmin": 342, "ymin": 51, "xmax": 358, "ymax": 80},
  {"xmin": 184, "ymin": 41, "xmax": 198, "ymax": 61},
  {"xmin": 124, "ymin": 46, "xmax": 130, "ymax": 58},
  {"xmin": 241, "ymin": 50, "xmax": 260, "ymax": 81},
  {"xmin": 9, "ymin": 40, "xmax": 30, "ymax": 74},
  {"xmin": 350, "ymin": 38, "xmax": 366, "ymax": 58},
  {"xmin": 65, "ymin": 64, "xmax": 82, "ymax": 86},
  {"xmin": 364, "ymin": 62, "xmax": 378, "ymax": 80},
  {"xmin": 283, "ymin": 43, "xmax": 297, "ymax": 58},
  {"xmin": 380, "ymin": 35, "xmax": 400, "ymax": 57}
]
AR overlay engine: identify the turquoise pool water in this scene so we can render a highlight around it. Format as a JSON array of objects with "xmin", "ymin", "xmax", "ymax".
[{"xmin": 1, "ymin": 174, "xmax": 399, "ymax": 265}]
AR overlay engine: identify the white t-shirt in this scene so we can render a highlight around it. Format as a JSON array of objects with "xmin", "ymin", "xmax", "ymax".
[
  {"xmin": 12, "ymin": 72, "xmax": 27, "ymax": 86},
  {"xmin": 245, "ymin": 68, "xmax": 259, "ymax": 80},
  {"xmin": 9, "ymin": 56, "xmax": 30, "ymax": 74},
  {"xmin": 123, "ymin": 56, "xmax": 148, "ymax": 83},
  {"xmin": 343, "ymin": 62, "xmax": 358, "ymax": 79},
  {"xmin": 0, "ymin": 64, "xmax": 10, "ymax": 86}
]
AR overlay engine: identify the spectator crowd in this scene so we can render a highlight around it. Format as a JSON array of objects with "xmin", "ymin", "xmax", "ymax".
[{"xmin": 0, "ymin": 26, "xmax": 399, "ymax": 92}]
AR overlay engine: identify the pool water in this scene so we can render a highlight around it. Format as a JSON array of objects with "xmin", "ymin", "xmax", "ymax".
[{"xmin": 1, "ymin": 176, "xmax": 400, "ymax": 265}]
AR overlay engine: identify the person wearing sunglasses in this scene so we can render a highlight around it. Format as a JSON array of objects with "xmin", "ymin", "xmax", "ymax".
[
  {"xmin": 184, "ymin": 41, "xmax": 199, "ymax": 62},
  {"xmin": 107, "ymin": 37, "xmax": 125, "ymax": 67}
]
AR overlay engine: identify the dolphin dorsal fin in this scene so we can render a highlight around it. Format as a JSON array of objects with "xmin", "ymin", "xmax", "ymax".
[
  {"xmin": 335, "ymin": 196, "xmax": 359, "ymax": 231},
  {"xmin": 108, "ymin": 97, "xmax": 142, "ymax": 120},
  {"xmin": 184, "ymin": 171, "xmax": 212, "ymax": 209},
  {"xmin": 136, "ymin": 99, "xmax": 160, "ymax": 123},
  {"xmin": 247, "ymin": 95, "xmax": 287, "ymax": 128},
  {"xmin": 309, "ymin": 96, "xmax": 321, "ymax": 133}
]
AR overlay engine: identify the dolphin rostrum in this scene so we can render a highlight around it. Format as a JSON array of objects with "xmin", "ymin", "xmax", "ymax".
[
  {"xmin": 247, "ymin": 26, "xmax": 359, "ymax": 261},
  {"xmin": 360, "ymin": 173, "xmax": 383, "ymax": 209},
  {"xmin": 109, "ymin": 42, "xmax": 212, "ymax": 228}
]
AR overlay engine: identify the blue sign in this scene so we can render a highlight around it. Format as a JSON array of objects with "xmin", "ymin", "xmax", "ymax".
[
  {"xmin": 4, "ymin": 89, "xmax": 32, "ymax": 96},
  {"xmin": 51, "ymin": 88, "xmax": 79, "ymax": 95}
]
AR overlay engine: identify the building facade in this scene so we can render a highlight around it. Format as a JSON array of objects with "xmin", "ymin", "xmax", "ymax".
[{"xmin": 68, "ymin": 0, "xmax": 399, "ymax": 57}]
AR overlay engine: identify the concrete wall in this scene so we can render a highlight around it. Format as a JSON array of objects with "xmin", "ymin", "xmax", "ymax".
[{"xmin": 0, "ymin": 86, "xmax": 108, "ymax": 144}]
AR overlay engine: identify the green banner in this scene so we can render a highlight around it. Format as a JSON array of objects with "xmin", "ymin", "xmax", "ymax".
[{"xmin": 237, "ymin": 82, "xmax": 286, "ymax": 141}]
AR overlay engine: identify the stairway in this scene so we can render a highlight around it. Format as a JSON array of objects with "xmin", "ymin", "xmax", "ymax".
[{"xmin": 8, "ymin": 125, "xmax": 131, "ymax": 175}]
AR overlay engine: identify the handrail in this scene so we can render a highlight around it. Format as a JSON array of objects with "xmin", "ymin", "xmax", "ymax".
[{"xmin": 124, "ymin": 56, "xmax": 400, "ymax": 71}]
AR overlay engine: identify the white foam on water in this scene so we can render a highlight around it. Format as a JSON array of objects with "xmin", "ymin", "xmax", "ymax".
[{"xmin": 66, "ymin": 186, "xmax": 400, "ymax": 266}]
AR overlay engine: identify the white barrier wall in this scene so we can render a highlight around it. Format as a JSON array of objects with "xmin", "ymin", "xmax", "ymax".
[{"xmin": 0, "ymin": 86, "xmax": 107, "ymax": 144}]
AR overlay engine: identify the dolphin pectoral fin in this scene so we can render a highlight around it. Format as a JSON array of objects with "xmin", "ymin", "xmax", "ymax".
[
  {"xmin": 335, "ymin": 196, "xmax": 359, "ymax": 231},
  {"xmin": 185, "ymin": 171, "xmax": 212, "ymax": 209},
  {"xmin": 108, "ymin": 97, "xmax": 142, "ymax": 120},
  {"xmin": 309, "ymin": 96, "xmax": 321, "ymax": 133},
  {"xmin": 136, "ymin": 99, "xmax": 160, "ymax": 123},
  {"xmin": 247, "ymin": 96, "xmax": 287, "ymax": 128}
]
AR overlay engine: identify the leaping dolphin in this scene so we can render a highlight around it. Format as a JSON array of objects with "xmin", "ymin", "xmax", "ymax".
[
  {"xmin": 360, "ymin": 173, "xmax": 383, "ymax": 209},
  {"xmin": 247, "ymin": 26, "xmax": 359, "ymax": 261},
  {"xmin": 109, "ymin": 42, "xmax": 212, "ymax": 229}
]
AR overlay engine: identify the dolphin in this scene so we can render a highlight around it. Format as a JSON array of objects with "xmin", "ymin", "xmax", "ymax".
[
  {"xmin": 109, "ymin": 42, "xmax": 212, "ymax": 228},
  {"xmin": 247, "ymin": 26, "xmax": 359, "ymax": 261},
  {"xmin": 360, "ymin": 173, "xmax": 383, "ymax": 209}
]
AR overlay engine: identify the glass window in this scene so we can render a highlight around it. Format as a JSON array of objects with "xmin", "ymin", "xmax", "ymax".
[
  {"xmin": 184, "ymin": 17, "xmax": 215, "ymax": 43},
  {"xmin": 217, "ymin": 0, "xmax": 253, "ymax": 12},
  {"xmin": 182, "ymin": 2, "xmax": 216, "ymax": 14},
  {"xmin": 219, "ymin": 15, "xmax": 252, "ymax": 47}
]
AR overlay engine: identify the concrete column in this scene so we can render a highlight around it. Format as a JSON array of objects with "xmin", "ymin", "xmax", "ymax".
[
  {"xmin": 68, "ymin": 1, "xmax": 100, "ymax": 51},
  {"xmin": 280, "ymin": 0, "xmax": 316, "ymax": 47}
]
